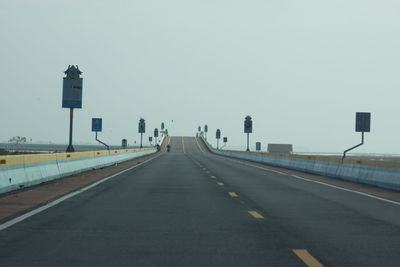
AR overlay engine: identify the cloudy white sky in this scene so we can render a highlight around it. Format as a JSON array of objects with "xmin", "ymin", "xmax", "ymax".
[{"xmin": 0, "ymin": 0, "xmax": 399, "ymax": 153}]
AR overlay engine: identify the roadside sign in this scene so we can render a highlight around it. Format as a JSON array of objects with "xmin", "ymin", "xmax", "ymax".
[
  {"xmin": 216, "ymin": 129, "xmax": 221, "ymax": 139},
  {"xmin": 154, "ymin": 128, "xmax": 159, "ymax": 138},
  {"xmin": 149, "ymin": 136, "xmax": 153, "ymax": 142},
  {"xmin": 121, "ymin": 139, "xmax": 127, "ymax": 148},
  {"xmin": 91, "ymin": 118, "xmax": 102, "ymax": 132},
  {"xmin": 139, "ymin": 118, "xmax": 146, "ymax": 133},
  {"xmin": 223, "ymin": 137, "xmax": 228, "ymax": 143},
  {"xmin": 256, "ymin": 142, "xmax": 261, "ymax": 151},
  {"xmin": 62, "ymin": 78, "xmax": 83, "ymax": 108},
  {"xmin": 244, "ymin": 116, "xmax": 252, "ymax": 133},
  {"xmin": 356, "ymin": 112, "xmax": 371, "ymax": 132}
]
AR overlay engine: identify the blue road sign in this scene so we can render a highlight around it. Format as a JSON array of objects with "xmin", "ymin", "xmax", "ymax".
[
  {"xmin": 92, "ymin": 118, "xmax": 102, "ymax": 132},
  {"xmin": 62, "ymin": 78, "xmax": 83, "ymax": 108}
]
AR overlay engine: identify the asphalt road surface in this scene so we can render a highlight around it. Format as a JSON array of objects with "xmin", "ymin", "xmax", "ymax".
[{"xmin": 0, "ymin": 137, "xmax": 399, "ymax": 266}]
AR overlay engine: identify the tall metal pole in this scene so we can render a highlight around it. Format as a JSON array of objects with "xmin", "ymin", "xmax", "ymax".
[
  {"xmin": 140, "ymin": 133, "xmax": 143, "ymax": 148},
  {"xmin": 95, "ymin": 131, "xmax": 109, "ymax": 150},
  {"xmin": 66, "ymin": 108, "xmax": 75, "ymax": 152},
  {"xmin": 246, "ymin": 133, "xmax": 249, "ymax": 151},
  {"xmin": 342, "ymin": 131, "xmax": 364, "ymax": 162}
]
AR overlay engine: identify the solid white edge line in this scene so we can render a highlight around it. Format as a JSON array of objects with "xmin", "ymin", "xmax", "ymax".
[
  {"xmin": 212, "ymin": 153, "xmax": 400, "ymax": 206},
  {"xmin": 0, "ymin": 154, "xmax": 161, "ymax": 232},
  {"xmin": 195, "ymin": 137, "xmax": 205, "ymax": 153},
  {"xmin": 182, "ymin": 136, "xmax": 186, "ymax": 153}
]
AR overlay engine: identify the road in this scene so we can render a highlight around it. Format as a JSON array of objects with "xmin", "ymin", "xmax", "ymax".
[{"xmin": 0, "ymin": 136, "xmax": 399, "ymax": 266}]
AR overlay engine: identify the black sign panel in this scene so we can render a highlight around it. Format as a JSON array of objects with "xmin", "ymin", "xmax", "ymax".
[
  {"xmin": 256, "ymin": 142, "xmax": 261, "ymax": 151},
  {"xmin": 223, "ymin": 137, "xmax": 228, "ymax": 143},
  {"xmin": 154, "ymin": 128, "xmax": 159, "ymax": 138},
  {"xmin": 244, "ymin": 116, "xmax": 252, "ymax": 133},
  {"xmin": 216, "ymin": 129, "xmax": 221, "ymax": 139},
  {"xmin": 138, "ymin": 118, "xmax": 146, "ymax": 133},
  {"xmin": 355, "ymin": 112, "xmax": 371, "ymax": 132}
]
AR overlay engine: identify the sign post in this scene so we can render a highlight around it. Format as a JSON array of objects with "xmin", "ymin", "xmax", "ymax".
[
  {"xmin": 62, "ymin": 65, "xmax": 83, "ymax": 152},
  {"xmin": 216, "ymin": 129, "xmax": 221, "ymax": 149},
  {"xmin": 244, "ymin": 116, "xmax": 253, "ymax": 151},
  {"xmin": 154, "ymin": 128, "xmax": 159, "ymax": 145},
  {"xmin": 92, "ymin": 118, "xmax": 109, "ymax": 150},
  {"xmin": 161, "ymin": 122, "xmax": 165, "ymax": 136},
  {"xmin": 342, "ymin": 112, "xmax": 371, "ymax": 162},
  {"xmin": 139, "ymin": 118, "xmax": 146, "ymax": 148}
]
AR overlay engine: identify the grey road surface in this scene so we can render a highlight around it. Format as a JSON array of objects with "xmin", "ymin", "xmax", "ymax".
[{"xmin": 0, "ymin": 137, "xmax": 399, "ymax": 266}]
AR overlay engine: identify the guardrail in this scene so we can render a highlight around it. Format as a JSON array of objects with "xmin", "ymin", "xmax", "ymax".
[
  {"xmin": 201, "ymin": 138, "xmax": 400, "ymax": 191},
  {"xmin": 0, "ymin": 136, "xmax": 165, "ymax": 195}
]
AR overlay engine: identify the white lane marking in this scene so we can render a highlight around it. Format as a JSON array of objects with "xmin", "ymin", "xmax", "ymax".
[
  {"xmin": 0, "ymin": 155, "xmax": 161, "ymax": 232},
  {"xmin": 182, "ymin": 136, "xmax": 186, "ymax": 153},
  {"xmin": 195, "ymin": 137, "xmax": 205, "ymax": 153},
  {"xmin": 213, "ymin": 155, "xmax": 400, "ymax": 206}
]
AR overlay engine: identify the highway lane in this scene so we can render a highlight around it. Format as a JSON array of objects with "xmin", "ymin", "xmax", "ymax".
[
  {"xmin": 0, "ymin": 136, "xmax": 399, "ymax": 266},
  {"xmin": 188, "ymin": 137, "xmax": 400, "ymax": 266}
]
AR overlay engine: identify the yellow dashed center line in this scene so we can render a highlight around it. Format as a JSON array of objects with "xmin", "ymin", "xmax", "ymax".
[
  {"xmin": 210, "ymin": 175, "xmax": 216, "ymax": 179},
  {"xmin": 228, "ymin": 192, "xmax": 238, "ymax": 197},
  {"xmin": 248, "ymin": 211, "xmax": 264, "ymax": 219},
  {"xmin": 293, "ymin": 250, "xmax": 324, "ymax": 267},
  {"xmin": 217, "ymin": 182, "xmax": 224, "ymax": 186},
  {"xmin": 202, "ymin": 168, "xmax": 207, "ymax": 171}
]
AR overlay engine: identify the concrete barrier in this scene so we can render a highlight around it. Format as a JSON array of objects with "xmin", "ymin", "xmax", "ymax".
[
  {"xmin": 0, "ymin": 147, "xmax": 157, "ymax": 195},
  {"xmin": 201, "ymin": 138, "xmax": 400, "ymax": 191}
]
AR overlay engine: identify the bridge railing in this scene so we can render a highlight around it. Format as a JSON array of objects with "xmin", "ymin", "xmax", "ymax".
[
  {"xmin": 0, "ymin": 135, "xmax": 166, "ymax": 195},
  {"xmin": 200, "ymin": 137, "xmax": 400, "ymax": 191}
]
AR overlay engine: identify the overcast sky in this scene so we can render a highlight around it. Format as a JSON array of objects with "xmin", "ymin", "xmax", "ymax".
[{"xmin": 1, "ymin": 0, "xmax": 399, "ymax": 153}]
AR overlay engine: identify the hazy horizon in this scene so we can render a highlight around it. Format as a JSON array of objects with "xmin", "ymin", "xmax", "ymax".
[{"xmin": 1, "ymin": 1, "xmax": 399, "ymax": 153}]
